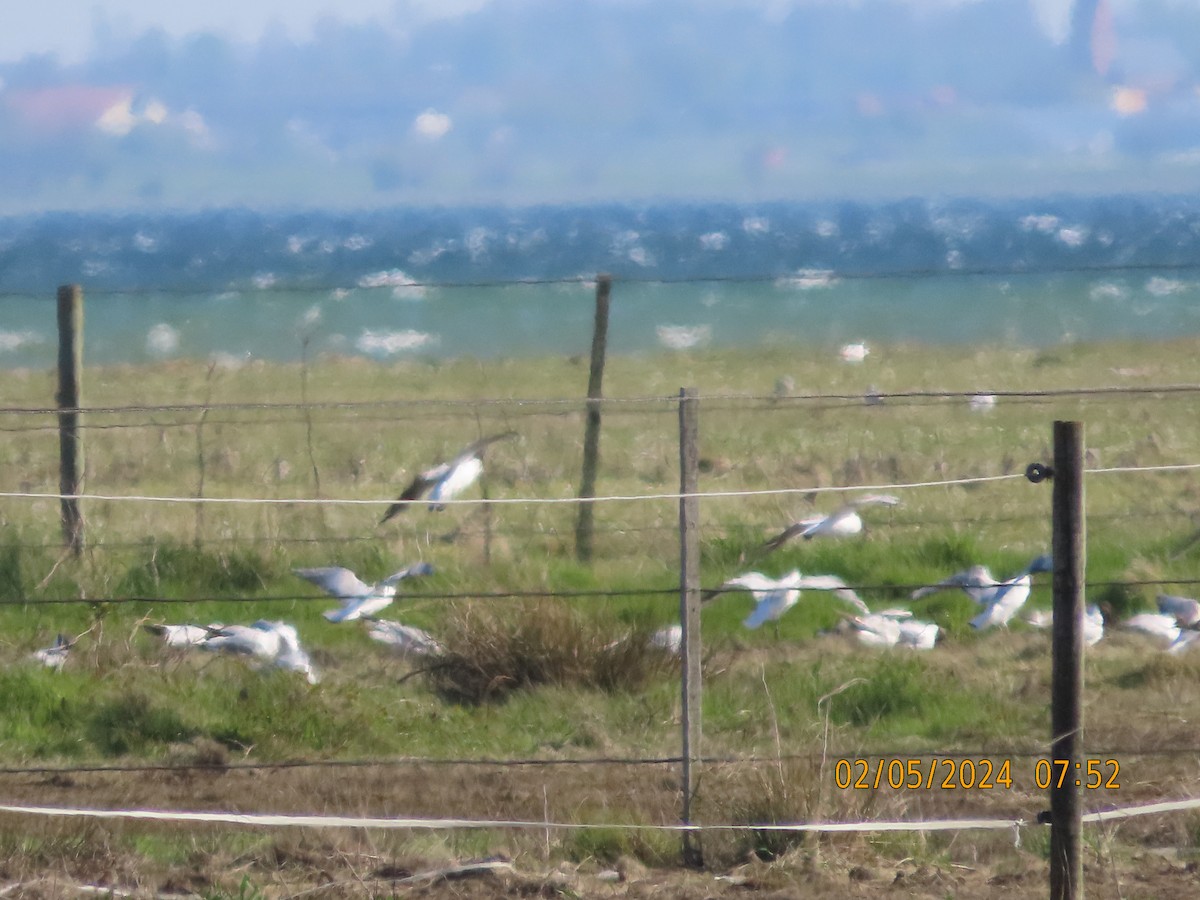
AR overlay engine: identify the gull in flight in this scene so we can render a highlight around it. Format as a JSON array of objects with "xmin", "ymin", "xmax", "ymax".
[
  {"xmin": 847, "ymin": 609, "xmax": 939, "ymax": 650},
  {"xmin": 912, "ymin": 554, "xmax": 1052, "ymax": 631},
  {"xmin": 366, "ymin": 619, "xmax": 443, "ymax": 657},
  {"xmin": 199, "ymin": 620, "xmax": 319, "ymax": 684},
  {"xmin": 705, "ymin": 569, "xmax": 867, "ymax": 634},
  {"xmin": 763, "ymin": 494, "xmax": 900, "ymax": 551},
  {"xmin": 294, "ymin": 561, "xmax": 435, "ymax": 623},
  {"xmin": 381, "ymin": 432, "xmax": 518, "ymax": 521},
  {"xmin": 31, "ymin": 634, "xmax": 73, "ymax": 671}
]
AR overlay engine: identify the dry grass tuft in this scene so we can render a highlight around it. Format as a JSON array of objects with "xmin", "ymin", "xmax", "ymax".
[{"xmin": 423, "ymin": 600, "xmax": 678, "ymax": 704}]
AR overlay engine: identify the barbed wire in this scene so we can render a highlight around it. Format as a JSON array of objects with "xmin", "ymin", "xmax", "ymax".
[
  {"xmin": 4, "ymin": 382, "xmax": 1200, "ymax": 420},
  {"xmin": 2, "ymin": 462, "xmax": 1198, "ymax": 512},
  {"xmin": 0, "ymin": 504, "xmax": 1188, "ymax": 554},
  {"xmin": 3, "ymin": 576, "xmax": 1198, "ymax": 609}
]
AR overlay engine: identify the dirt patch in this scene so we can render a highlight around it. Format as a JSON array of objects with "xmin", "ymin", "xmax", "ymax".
[{"xmin": 2, "ymin": 763, "xmax": 1200, "ymax": 898}]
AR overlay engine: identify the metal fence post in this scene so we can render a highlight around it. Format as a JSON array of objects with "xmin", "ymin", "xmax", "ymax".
[{"xmin": 1050, "ymin": 420, "xmax": 1085, "ymax": 900}]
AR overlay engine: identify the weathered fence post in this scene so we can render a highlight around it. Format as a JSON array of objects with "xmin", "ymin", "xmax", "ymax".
[
  {"xmin": 1050, "ymin": 420, "xmax": 1085, "ymax": 900},
  {"xmin": 678, "ymin": 386, "xmax": 703, "ymax": 867},
  {"xmin": 574, "ymin": 274, "xmax": 611, "ymax": 562},
  {"xmin": 56, "ymin": 284, "xmax": 84, "ymax": 556}
]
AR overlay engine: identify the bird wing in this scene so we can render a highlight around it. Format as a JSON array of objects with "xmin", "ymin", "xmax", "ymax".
[
  {"xmin": 850, "ymin": 614, "xmax": 901, "ymax": 646},
  {"xmin": 381, "ymin": 561, "xmax": 436, "ymax": 585},
  {"xmin": 971, "ymin": 577, "xmax": 1032, "ymax": 629},
  {"xmin": 742, "ymin": 587, "xmax": 799, "ymax": 629},
  {"xmin": 796, "ymin": 573, "xmax": 869, "ymax": 614},
  {"xmin": 760, "ymin": 519, "xmax": 815, "ymax": 553},
  {"xmin": 448, "ymin": 431, "xmax": 519, "ymax": 466},
  {"xmin": 1156, "ymin": 593, "xmax": 1200, "ymax": 627},
  {"xmin": 703, "ymin": 571, "xmax": 768, "ymax": 602},
  {"xmin": 1168, "ymin": 629, "xmax": 1200, "ymax": 654},
  {"xmin": 323, "ymin": 594, "xmax": 393, "ymax": 623},
  {"xmin": 379, "ymin": 464, "xmax": 449, "ymax": 522},
  {"xmin": 850, "ymin": 493, "xmax": 901, "ymax": 508},
  {"xmin": 382, "ymin": 433, "xmax": 517, "ymax": 523},
  {"xmin": 201, "ymin": 624, "xmax": 279, "ymax": 658},
  {"xmin": 1122, "ymin": 612, "xmax": 1180, "ymax": 643},
  {"xmin": 293, "ymin": 566, "xmax": 372, "ymax": 600},
  {"xmin": 911, "ymin": 566, "xmax": 993, "ymax": 601}
]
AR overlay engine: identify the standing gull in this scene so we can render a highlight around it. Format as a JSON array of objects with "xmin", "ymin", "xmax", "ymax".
[
  {"xmin": 367, "ymin": 619, "xmax": 443, "ymax": 657},
  {"xmin": 143, "ymin": 623, "xmax": 215, "ymax": 648},
  {"xmin": 705, "ymin": 569, "xmax": 867, "ymax": 634},
  {"xmin": 1121, "ymin": 611, "xmax": 1181, "ymax": 646},
  {"xmin": 381, "ymin": 432, "xmax": 518, "ymax": 521},
  {"xmin": 763, "ymin": 494, "xmax": 900, "ymax": 551},
  {"xmin": 31, "ymin": 634, "xmax": 73, "ymax": 671},
  {"xmin": 847, "ymin": 609, "xmax": 939, "ymax": 650},
  {"xmin": 294, "ymin": 562, "xmax": 435, "ymax": 623}
]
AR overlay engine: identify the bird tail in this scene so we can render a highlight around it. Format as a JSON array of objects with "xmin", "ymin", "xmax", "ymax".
[
  {"xmin": 762, "ymin": 524, "xmax": 802, "ymax": 552},
  {"xmin": 380, "ymin": 502, "xmax": 406, "ymax": 524}
]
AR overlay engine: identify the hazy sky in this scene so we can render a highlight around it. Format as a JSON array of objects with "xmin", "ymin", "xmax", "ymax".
[
  {"xmin": 1, "ymin": 0, "xmax": 447, "ymax": 63},
  {"xmin": 0, "ymin": 0, "xmax": 1112, "ymax": 63},
  {"xmin": 3, "ymin": 0, "xmax": 1199, "ymax": 209}
]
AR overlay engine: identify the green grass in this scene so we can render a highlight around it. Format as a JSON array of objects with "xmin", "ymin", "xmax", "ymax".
[{"xmin": 2, "ymin": 339, "xmax": 1200, "ymax": 889}]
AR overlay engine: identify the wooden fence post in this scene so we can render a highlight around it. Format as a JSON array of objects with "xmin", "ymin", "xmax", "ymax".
[
  {"xmin": 678, "ymin": 386, "xmax": 703, "ymax": 867},
  {"xmin": 1050, "ymin": 420, "xmax": 1085, "ymax": 900},
  {"xmin": 575, "ymin": 274, "xmax": 611, "ymax": 562},
  {"xmin": 56, "ymin": 284, "xmax": 84, "ymax": 557}
]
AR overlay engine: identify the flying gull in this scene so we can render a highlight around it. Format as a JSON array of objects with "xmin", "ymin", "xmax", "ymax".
[
  {"xmin": 381, "ymin": 432, "xmax": 518, "ymax": 521},
  {"xmin": 294, "ymin": 561, "xmax": 435, "ymax": 623},
  {"xmin": 704, "ymin": 569, "xmax": 867, "ymax": 634},
  {"xmin": 762, "ymin": 494, "xmax": 901, "ymax": 551},
  {"xmin": 913, "ymin": 554, "xmax": 1052, "ymax": 631},
  {"xmin": 199, "ymin": 620, "xmax": 319, "ymax": 683}
]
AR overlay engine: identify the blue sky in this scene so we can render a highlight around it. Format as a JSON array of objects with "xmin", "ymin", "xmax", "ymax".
[{"xmin": 2, "ymin": 1, "xmax": 1199, "ymax": 210}]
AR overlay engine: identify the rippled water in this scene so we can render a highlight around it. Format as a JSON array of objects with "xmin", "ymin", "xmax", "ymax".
[{"xmin": 1, "ymin": 195, "xmax": 1198, "ymax": 368}]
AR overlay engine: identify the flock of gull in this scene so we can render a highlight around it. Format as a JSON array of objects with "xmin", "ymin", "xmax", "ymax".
[{"xmin": 25, "ymin": 431, "xmax": 1200, "ymax": 680}]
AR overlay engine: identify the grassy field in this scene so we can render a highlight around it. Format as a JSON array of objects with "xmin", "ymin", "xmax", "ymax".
[{"xmin": 2, "ymin": 339, "xmax": 1200, "ymax": 897}]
